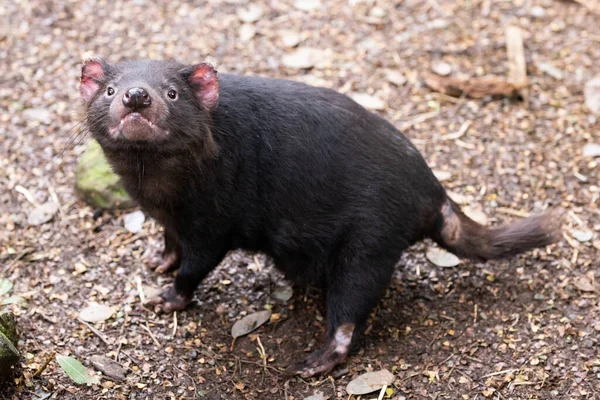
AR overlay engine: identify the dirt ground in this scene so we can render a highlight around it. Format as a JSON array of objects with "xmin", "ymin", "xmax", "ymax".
[{"xmin": 1, "ymin": 0, "xmax": 599, "ymax": 399}]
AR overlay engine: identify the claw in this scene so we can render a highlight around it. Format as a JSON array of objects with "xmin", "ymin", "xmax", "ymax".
[
  {"xmin": 286, "ymin": 323, "xmax": 355, "ymax": 378},
  {"xmin": 154, "ymin": 251, "xmax": 180, "ymax": 273},
  {"xmin": 144, "ymin": 285, "xmax": 191, "ymax": 314},
  {"xmin": 146, "ymin": 250, "xmax": 180, "ymax": 274}
]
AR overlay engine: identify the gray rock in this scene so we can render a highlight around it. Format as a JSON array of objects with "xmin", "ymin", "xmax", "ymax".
[
  {"xmin": 432, "ymin": 61, "xmax": 453, "ymax": 77},
  {"xmin": 583, "ymin": 143, "xmax": 600, "ymax": 158},
  {"xmin": 22, "ymin": 108, "xmax": 51, "ymax": 123},
  {"xmin": 124, "ymin": 210, "xmax": 145, "ymax": 233},
  {"xmin": 75, "ymin": 139, "xmax": 135, "ymax": 209}
]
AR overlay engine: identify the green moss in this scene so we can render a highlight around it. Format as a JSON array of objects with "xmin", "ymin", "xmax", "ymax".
[
  {"xmin": 75, "ymin": 140, "xmax": 135, "ymax": 209},
  {"xmin": 0, "ymin": 310, "xmax": 19, "ymax": 379}
]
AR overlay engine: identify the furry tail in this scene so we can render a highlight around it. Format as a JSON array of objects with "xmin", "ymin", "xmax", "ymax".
[{"xmin": 431, "ymin": 198, "xmax": 564, "ymax": 261}]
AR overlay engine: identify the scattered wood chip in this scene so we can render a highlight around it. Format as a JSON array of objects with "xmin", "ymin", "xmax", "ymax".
[
  {"xmin": 90, "ymin": 355, "xmax": 127, "ymax": 381},
  {"xmin": 236, "ymin": 4, "xmax": 263, "ymax": 23},
  {"xmin": 231, "ymin": 310, "xmax": 271, "ymax": 339},
  {"xmin": 294, "ymin": 0, "xmax": 321, "ymax": 11},
  {"xmin": 427, "ymin": 247, "xmax": 460, "ymax": 267},
  {"xmin": 537, "ymin": 62, "xmax": 563, "ymax": 80},
  {"xmin": 239, "ymin": 24, "xmax": 256, "ymax": 42},
  {"xmin": 280, "ymin": 30, "xmax": 303, "ymax": 48},
  {"xmin": 446, "ymin": 191, "xmax": 472, "ymax": 205},
  {"xmin": 584, "ymin": 76, "xmax": 600, "ymax": 115},
  {"xmin": 504, "ymin": 25, "xmax": 528, "ymax": 89},
  {"xmin": 495, "ymin": 207, "xmax": 530, "ymax": 218},
  {"xmin": 281, "ymin": 47, "xmax": 328, "ymax": 69},
  {"xmin": 78, "ymin": 303, "xmax": 116, "ymax": 323},
  {"xmin": 56, "ymin": 355, "xmax": 100, "ymax": 385},
  {"xmin": 423, "ymin": 72, "xmax": 523, "ymax": 99},
  {"xmin": 385, "ymin": 70, "xmax": 407, "ymax": 86},
  {"xmin": 27, "ymin": 202, "xmax": 59, "ymax": 226},
  {"xmin": 432, "ymin": 170, "xmax": 452, "ymax": 182},
  {"xmin": 351, "ymin": 93, "xmax": 386, "ymax": 110},
  {"xmin": 346, "ymin": 369, "xmax": 395, "ymax": 395},
  {"xmin": 439, "ymin": 121, "xmax": 471, "ymax": 140}
]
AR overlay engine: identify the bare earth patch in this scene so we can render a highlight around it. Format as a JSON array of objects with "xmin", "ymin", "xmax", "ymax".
[{"xmin": 1, "ymin": 0, "xmax": 599, "ymax": 399}]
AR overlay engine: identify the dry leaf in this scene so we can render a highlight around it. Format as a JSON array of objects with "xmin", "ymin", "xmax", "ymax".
[
  {"xmin": 27, "ymin": 202, "xmax": 59, "ymax": 226},
  {"xmin": 90, "ymin": 355, "xmax": 127, "ymax": 381},
  {"xmin": 571, "ymin": 229, "xmax": 593, "ymax": 242},
  {"xmin": 78, "ymin": 303, "xmax": 116, "ymax": 323},
  {"xmin": 573, "ymin": 277, "xmax": 596, "ymax": 292},
  {"xmin": 231, "ymin": 310, "xmax": 271, "ymax": 338},
  {"xmin": 56, "ymin": 355, "xmax": 100, "ymax": 385},
  {"xmin": 463, "ymin": 206, "xmax": 488, "ymax": 225},
  {"xmin": 426, "ymin": 247, "xmax": 460, "ymax": 268},
  {"xmin": 346, "ymin": 369, "xmax": 395, "ymax": 395}
]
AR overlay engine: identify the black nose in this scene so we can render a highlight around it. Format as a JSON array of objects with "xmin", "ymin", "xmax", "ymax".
[{"xmin": 122, "ymin": 87, "xmax": 151, "ymax": 110}]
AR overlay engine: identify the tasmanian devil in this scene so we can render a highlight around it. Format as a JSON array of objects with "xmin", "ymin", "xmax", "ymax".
[{"xmin": 80, "ymin": 58, "xmax": 562, "ymax": 377}]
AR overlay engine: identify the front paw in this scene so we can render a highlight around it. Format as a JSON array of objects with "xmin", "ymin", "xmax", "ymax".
[
  {"xmin": 145, "ymin": 285, "xmax": 191, "ymax": 313},
  {"xmin": 146, "ymin": 250, "xmax": 180, "ymax": 274}
]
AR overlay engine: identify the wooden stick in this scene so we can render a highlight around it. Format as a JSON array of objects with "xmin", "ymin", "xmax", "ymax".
[
  {"xmin": 505, "ymin": 25, "xmax": 528, "ymax": 88},
  {"xmin": 78, "ymin": 318, "xmax": 111, "ymax": 346}
]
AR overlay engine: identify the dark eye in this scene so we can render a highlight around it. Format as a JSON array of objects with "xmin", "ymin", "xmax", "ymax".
[
  {"xmin": 167, "ymin": 89, "xmax": 177, "ymax": 100},
  {"xmin": 106, "ymin": 86, "xmax": 115, "ymax": 96}
]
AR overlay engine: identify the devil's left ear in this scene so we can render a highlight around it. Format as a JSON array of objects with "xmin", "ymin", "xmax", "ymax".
[
  {"xmin": 186, "ymin": 62, "xmax": 219, "ymax": 110},
  {"xmin": 80, "ymin": 57, "xmax": 109, "ymax": 102}
]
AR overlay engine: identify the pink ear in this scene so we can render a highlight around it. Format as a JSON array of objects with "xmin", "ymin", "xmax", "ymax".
[
  {"xmin": 80, "ymin": 58, "xmax": 106, "ymax": 101},
  {"xmin": 189, "ymin": 63, "xmax": 219, "ymax": 109}
]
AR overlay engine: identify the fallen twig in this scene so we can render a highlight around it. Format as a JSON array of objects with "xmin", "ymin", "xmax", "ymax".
[
  {"xmin": 32, "ymin": 352, "xmax": 55, "ymax": 379},
  {"xmin": 495, "ymin": 207, "xmax": 530, "ymax": 218},
  {"xmin": 423, "ymin": 72, "xmax": 523, "ymax": 99},
  {"xmin": 143, "ymin": 322, "xmax": 161, "ymax": 347},
  {"xmin": 78, "ymin": 318, "xmax": 111, "ymax": 346},
  {"xmin": 399, "ymin": 110, "xmax": 439, "ymax": 131},
  {"xmin": 439, "ymin": 121, "xmax": 471, "ymax": 140}
]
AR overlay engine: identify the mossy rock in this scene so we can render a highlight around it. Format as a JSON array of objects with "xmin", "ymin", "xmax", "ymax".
[
  {"xmin": 0, "ymin": 310, "xmax": 19, "ymax": 379},
  {"xmin": 75, "ymin": 139, "xmax": 135, "ymax": 209}
]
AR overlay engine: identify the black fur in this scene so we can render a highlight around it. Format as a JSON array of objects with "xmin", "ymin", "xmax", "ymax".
[{"xmin": 81, "ymin": 59, "xmax": 562, "ymax": 376}]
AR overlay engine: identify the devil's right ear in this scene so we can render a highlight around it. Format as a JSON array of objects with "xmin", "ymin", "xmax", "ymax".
[{"xmin": 80, "ymin": 57, "xmax": 109, "ymax": 101}]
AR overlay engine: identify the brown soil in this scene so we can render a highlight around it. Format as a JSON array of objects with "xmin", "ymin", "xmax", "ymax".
[{"xmin": 1, "ymin": 0, "xmax": 599, "ymax": 399}]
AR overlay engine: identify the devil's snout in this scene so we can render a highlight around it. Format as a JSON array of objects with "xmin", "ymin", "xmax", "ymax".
[{"xmin": 123, "ymin": 87, "xmax": 151, "ymax": 111}]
